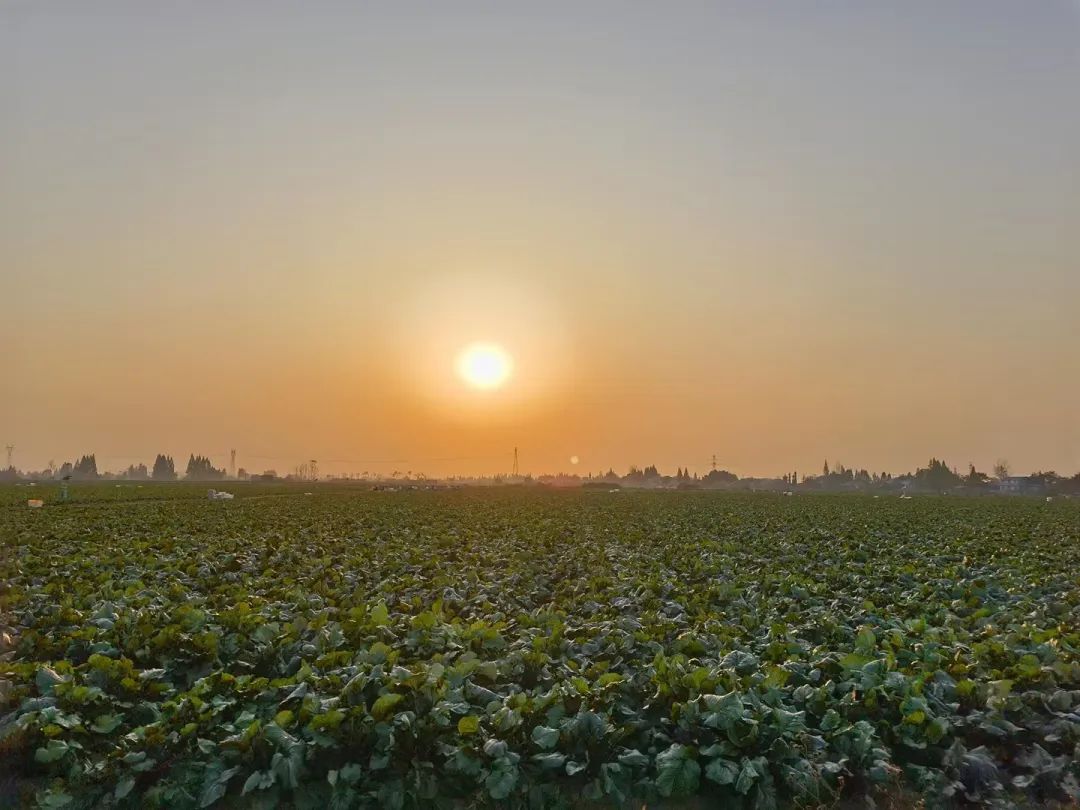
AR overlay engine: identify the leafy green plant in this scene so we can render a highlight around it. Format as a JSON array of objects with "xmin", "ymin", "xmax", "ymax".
[{"xmin": 1, "ymin": 488, "xmax": 1079, "ymax": 807}]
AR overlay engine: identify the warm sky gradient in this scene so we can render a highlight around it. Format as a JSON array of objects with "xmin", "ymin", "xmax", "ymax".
[{"xmin": 3, "ymin": 2, "xmax": 1079, "ymax": 478}]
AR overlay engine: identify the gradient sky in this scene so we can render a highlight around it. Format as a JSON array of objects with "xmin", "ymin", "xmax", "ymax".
[{"xmin": 2, "ymin": 1, "xmax": 1079, "ymax": 478}]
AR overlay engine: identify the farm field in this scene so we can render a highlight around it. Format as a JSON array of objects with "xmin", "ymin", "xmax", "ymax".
[{"xmin": 1, "ymin": 487, "xmax": 1078, "ymax": 809}]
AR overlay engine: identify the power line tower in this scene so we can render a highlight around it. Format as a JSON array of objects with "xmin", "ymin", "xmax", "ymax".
[
  {"xmin": 4, "ymin": 445, "xmax": 13, "ymax": 470},
  {"xmin": 310, "ymin": 459, "xmax": 318, "ymax": 482},
  {"xmin": 512, "ymin": 447, "xmax": 519, "ymax": 477},
  {"xmin": 711, "ymin": 454, "xmax": 717, "ymax": 472},
  {"xmin": 230, "ymin": 449, "xmax": 236, "ymax": 478}
]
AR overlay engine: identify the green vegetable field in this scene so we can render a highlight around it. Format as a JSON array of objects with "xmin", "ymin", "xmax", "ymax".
[{"xmin": 1, "ymin": 487, "xmax": 1078, "ymax": 808}]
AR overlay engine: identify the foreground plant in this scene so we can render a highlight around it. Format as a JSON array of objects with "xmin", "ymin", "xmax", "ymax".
[{"xmin": 1, "ymin": 488, "xmax": 1078, "ymax": 808}]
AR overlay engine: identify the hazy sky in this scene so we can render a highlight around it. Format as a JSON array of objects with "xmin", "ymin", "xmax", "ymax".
[{"xmin": 3, "ymin": 1, "xmax": 1079, "ymax": 478}]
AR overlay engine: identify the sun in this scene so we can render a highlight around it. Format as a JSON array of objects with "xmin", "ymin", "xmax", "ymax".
[{"xmin": 456, "ymin": 342, "xmax": 513, "ymax": 390}]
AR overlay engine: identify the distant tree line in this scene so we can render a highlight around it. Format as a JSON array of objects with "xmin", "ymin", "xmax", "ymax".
[
  {"xmin": 52, "ymin": 454, "xmax": 101, "ymax": 481},
  {"xmin": 19, "ymin": 452, "xmax": 225, "ymax": 482},
  {"xmin": 542, "ymin": 457, "xmax": 1080, "ymax": 495},
  {"xmin": 6, "ymin": 452, "xmax": 1080, "ymax": 495}
]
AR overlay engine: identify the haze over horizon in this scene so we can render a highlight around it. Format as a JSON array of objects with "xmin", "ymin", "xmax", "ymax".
[{"xmin": 3, "ymin": 2, "xmax": 1079, "ymax": 478}]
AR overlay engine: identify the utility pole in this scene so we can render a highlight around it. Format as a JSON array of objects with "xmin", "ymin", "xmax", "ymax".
[
  {"xmin": 512, "ymin": 447, "xmax": 519, "ymax": 477},
  {"xmin": 230, "ymin": 449, "xmax": 236, "ymax": 478}
]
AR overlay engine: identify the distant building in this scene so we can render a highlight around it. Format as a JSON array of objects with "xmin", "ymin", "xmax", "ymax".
[{"xmin": 997, "ymin": 476, "xmax": 1042, "ymax": 495}]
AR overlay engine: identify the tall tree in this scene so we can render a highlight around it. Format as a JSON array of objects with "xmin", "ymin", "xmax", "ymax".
[
  {"xmin": 124, "ymin": 463, "xmax": 149, "ymax": 480},
  {"xmin": 186, "ymin": 454, "xmax": 225, "ymax": 481},
  {"xmin": 914, "ymin": 458, "xmax": 962, "ymax": 492},
  {"xmin": 702, "ymin": 469, "xmax": 738, "ymax": 486},
  {"xmin": 965, "ymin": 464, "xmax": 990, "ymax": 489},
  {"xmin": 72, "ymin": 454, "xmax": 99, "ymax": 480},
  {"xmin": 152, "ymin": 454, "xmax": 177, "ymax": 481}
]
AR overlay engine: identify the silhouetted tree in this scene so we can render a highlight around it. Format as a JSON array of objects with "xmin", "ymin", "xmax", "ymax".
[
  {"xmin": 72, "ymin": 454, "xmax": 99, "ymax": 480},
  {"xmin": 913, "ymin": 458, "xmax": 961, "ymax": 492},
  {"xmin": 965, "ymin": 464, "xmax": 991, "ymax": 489},
  {"xmin": 152, "ymin": 454, "xmax": 177, "ymax": 481},
  {"xmin": 702, "ymin": 469, "xmax": 738, "ymax": 486},
  {"xmin": 185, "ymin": 454, "xmax": 225, "ymax": 481},
  {"xmin": 124, "ymin": 463, "xmax": 149, "ymax": 480},
  {"xmin": 993, "ymin": 459, "xmax": 1010, "ymax": 481}
]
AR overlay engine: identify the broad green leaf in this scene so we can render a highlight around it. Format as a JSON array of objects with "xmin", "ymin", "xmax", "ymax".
[
  {"xmin": 485, "ymin": 759, "xmax": 518, "ymax": 800},
  {"xmin": 703, "ymin": 690, "xmax": 744, "ymax": 730},
  {"xmin": 855, "ymin": 627, "xmax": 877, "ymax": 656},
  {"xmin": 531, "ymin": 725, "xmax": 560, "ymax": 749},
  {"xmin": 736, "ymin": 759, "xmax": 759, "ymax": 795},
  {"xmin": 274, "ymin": 710, "xmax": 294, "ymax": 727},
  {"xmin": 36, "ymin": 666, "xmax": 65, "ymax": 695},
  {"xmin": 91, "ymin": 713, "xmax": 124, "ymax": 734},
  {"xmin": 242, "ymin": 771, "xmax": 266, "ymax": 795},
  {"xmin": 656, "ymin": 743, "xmax": 700, "ymax": 797},
  {"xmin": 925, "ymin": 716, "xmax": 949, "ymax": 744},
  {"xmin": 532, "ymin": 752, "xmax": 566, "ymax": 770},
  {"xmin": 115, "ymin": 776, "xmax": 136, "ymax": 800},
  {"xmin": 617, "ymin": 749, "xmax": 651, "ymax": 769},
  {"xmin": 839, "ymin": 653, "xmax": 872, "ymax": 670},
  {"xmin": 199, "ymin": 765, "xmax": 240, "ymax": 808},
  {"xmin": 309, "ymin": 709, "xmax": 345, "ymax": 731},
  {"xmin": 34, "ymin": 739, "xmax": 69, "ymax": 763},
  {"xmin": 705, "ymin": 757, "xmax": 740, "ymax": 786},
  {"xmin": 819, "ymin": 709, "xmax": 843, "ymax": 733},
  {"xmin": 565, "ymin": 760, "xmax": 587, "ymax": 776},
  {"xmin": 370, "ymin": 602, "xmax": 390, "ymax": 627},
  {"xmin": 339, "ymin": 763, "xmax": 364, "ymax": 785},
  {"xmin": 371, "ymin": 693, "xmax": 404, "ymax": 719}
]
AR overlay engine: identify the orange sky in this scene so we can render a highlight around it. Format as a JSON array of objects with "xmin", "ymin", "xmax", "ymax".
[{"xmin": 2, "ymin": 3, "xmax": 1078, "ymax": 477}]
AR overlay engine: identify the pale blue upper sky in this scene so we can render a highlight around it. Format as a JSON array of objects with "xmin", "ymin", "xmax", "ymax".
[{"xmin": 2, "ymin": 2, "xmax": 1078, "ymax": 476}]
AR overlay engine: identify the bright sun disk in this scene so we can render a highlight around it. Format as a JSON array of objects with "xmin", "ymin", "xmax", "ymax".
[{"xmin": 456, "ymin": 342, "xmax": 513, "ymax": 390}]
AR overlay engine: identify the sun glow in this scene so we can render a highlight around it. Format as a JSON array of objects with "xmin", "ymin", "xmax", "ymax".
[
  {"xmin": 396, "ymin": 273, "xmax": 572, "ymax": 422},
  {"xmin": 456, "ymin": 343, "xmax": 513, "ymax": 390}
]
